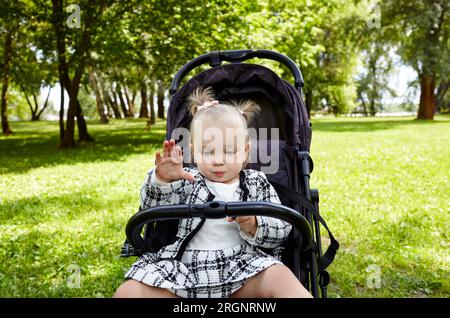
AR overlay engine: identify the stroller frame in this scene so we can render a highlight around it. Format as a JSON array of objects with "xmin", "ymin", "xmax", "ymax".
[{"xmin": 121, "ymin": 50, "xmax": 338, "ymax": 298}]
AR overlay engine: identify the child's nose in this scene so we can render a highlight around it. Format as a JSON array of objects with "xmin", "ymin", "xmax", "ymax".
[{"xmin": 212, "ymin": 154, "xmax": 224, "ymax": 165}]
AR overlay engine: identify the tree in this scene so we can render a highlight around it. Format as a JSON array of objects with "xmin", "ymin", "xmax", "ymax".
[
  {"xmin": 381, "ymin": 0, "xmax": 450, "ymax": 119},
  {"xmin": 356, "ymin": 42, "xmax": 396, "ymax": 116},
  {"xmin": 50, "ymin": 0, "xmax": 112, "ymax": 147},
  {"xmin": 1, "ymin": 27, "xmax": 13, "ymax": 135},
  {"xmin": 12, "ymin": 42, "xmax": 56, "ymax": 121},
  {"xmin": 0, "ymin": 1, "xmax": 28, "ymax": 134},
  {"xmin": 87, "ymin": 65, "xmax": 108, "ymax": 123},
  {"xmin": 435, "ymin": 78, "xmax": 450, "ymax": 113}
]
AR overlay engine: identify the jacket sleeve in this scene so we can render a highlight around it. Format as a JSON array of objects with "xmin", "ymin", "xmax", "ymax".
[
  {"xmin": 239, "ymin": 172, "xmax": 292, "ymax": 249},
  {"xmin": 139, "ymin": 167, "xmax": 194, "ymax": 209}
]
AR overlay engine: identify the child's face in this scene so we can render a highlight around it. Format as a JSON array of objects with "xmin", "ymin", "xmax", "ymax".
[{"xmin": 190, "ymin": 118, "xmax": 249, "ymax": 184}]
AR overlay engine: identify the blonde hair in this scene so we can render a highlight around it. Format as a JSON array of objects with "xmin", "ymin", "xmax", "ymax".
[
  {"xmin": 187, "ymin": 86, "xmax": 261, "ymax": 123},
  {"xmin": 187, "ymin": 86, "xmax": 261, "ymax": 167}
]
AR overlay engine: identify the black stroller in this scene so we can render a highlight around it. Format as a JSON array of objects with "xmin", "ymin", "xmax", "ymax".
[{"xmin": 121, "ymin": 49, "xmax": 339, "ymax": 298}]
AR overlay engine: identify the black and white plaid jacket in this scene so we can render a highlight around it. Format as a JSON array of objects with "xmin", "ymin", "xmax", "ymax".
[{"xmin": 140, "ymin": 166, "xmax": 292, "ymax": 260}]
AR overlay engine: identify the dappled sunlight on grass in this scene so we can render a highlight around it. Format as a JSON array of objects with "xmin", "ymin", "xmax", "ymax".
[
  {"xmin": 0, "ymin": 116, "xmax": 449, "ymax": 297},
  {"xmin": 0, "ymin": 119, "xmax": 166, "ymax": 174},
  {"xmin": 310, "ymin": 115, "xmax": 449, "ymax": 297}
]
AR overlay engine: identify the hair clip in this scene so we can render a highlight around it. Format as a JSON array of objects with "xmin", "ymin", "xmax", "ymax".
[{"xmin": 197, "ymin": 100, "xmax": 219, "ymax": 112}]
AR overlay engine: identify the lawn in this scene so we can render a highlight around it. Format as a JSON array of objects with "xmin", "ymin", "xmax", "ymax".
[{"xmin": 0, "ymin": 116, "xmax": 449, "ymax": 297}]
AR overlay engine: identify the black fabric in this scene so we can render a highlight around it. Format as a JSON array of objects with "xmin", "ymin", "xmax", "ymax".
[
  {"xmin": 140, "ymin": 170, "xmax": 252, "ymax": 255},
  {"xmin": 144, "ymin": 219, "xmax": 179, "ymax": 253},
  {"xmin": 167, "ymin": 63, "xmax": 311, "ymax": 151},
  {"xmin": 269, "ymin": 181, "xmax": 339, "ymax": 272},
  {"xmin": 130, "ymin": 60, "xmax": 337, "ymax": 293}
]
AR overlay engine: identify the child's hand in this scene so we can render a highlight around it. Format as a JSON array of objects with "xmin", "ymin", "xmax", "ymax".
[
  {"xmin": 155, "ymin": 139, "xmax": 195, "ymax": 183},
  {"xmin": 228, "ymin": 216, "xmax": 257, "ymax": 237}
]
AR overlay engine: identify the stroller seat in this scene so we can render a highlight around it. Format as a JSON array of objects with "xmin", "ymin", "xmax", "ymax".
[{"xmin": 121, "ymin": 50, "xmax": 339, "ymax": 298}]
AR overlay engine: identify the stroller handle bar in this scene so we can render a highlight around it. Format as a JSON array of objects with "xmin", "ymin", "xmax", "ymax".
[
  {"xmin": 126, "ymin": 201, "xmax": 312, "ymax": 252},
  {"xmin": 169, "ymin": 49, "xmax": 305, "ymax": 96}
]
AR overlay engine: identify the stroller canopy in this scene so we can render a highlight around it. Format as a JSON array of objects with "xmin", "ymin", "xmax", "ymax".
[{"xmin": 167, "ymin": 63, "xmax": 312, "ymax": 152}]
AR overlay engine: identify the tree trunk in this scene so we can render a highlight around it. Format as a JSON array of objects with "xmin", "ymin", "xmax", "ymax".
[
  {"xmin": 35, "ymin": 87, "xmax": 52, "ymax": 121},
  {"xmin": 139, "ymin": 84, "xmax": 148, "ymax": 118},
  {"xmin": 101, "ymin": 80, "xmax": 121, "ymax": 119},
  {"xmin": 20, "ymin": 84, "xmax": 37, "ymax": 121},
  {"xmin": 117, "ymin": 85, "xmax": 130, "ymax": 117},
  {"xmin": 157, "ymin": 80, "xmax": 165, "ymax": 119},
  {"xmin": 102, "ymin": 91, "xmax": 113, "ymax": 119},
  {"xmin": 149, "ymin": 80, "xmax": 156, "ymax": 124},
  {"xmin": 123, "ymin": 84, "xmax": 134, "ymax": 117},
  {"xmin": 59, "ymin": 81, "xmax": 65, "ymax": 140},
  {"xmin": 108, "ymin": 90, "xmax": 122, "ymax": 118},
  {"xmin": 435, "ymin": 80, "xmax": 450, "ymax": 113},
  {"xmin": 369, "ymin": 57, "xmax": 377, "ymax": 116},
  {"xmin": 131, "ymin": 90, "xmax": 137, "ymax": 116},
  {"xmin": 88, "ymin": 66, "xmax": 108, "ymax": 124},
  {"xmin": 360, "ymin": 97, "xmax": 367, "ymax": 117},
  {"xmin": 1, "ymin": 30, "xmax": 13, "ymax": 135},
  {"xmin": 61, "ymin": 90, "xmax": 78, "ymax": 148},
  {"xmin": 369, "ymin": 99, "xmax": 376, "ymax": 117},
  {"xmin": 76, "ymin": 99, "xmax": 95, "ymax": 142},
  {"xmin": 110, "ymin": 90, "xmax": 122, "ymax": 118},
  {"xmin": 417, "ymin": 73, "xmax": 435, "ymax": 120},
  {"xmin": 53, "ymin": 0, "xmax": 97, "ymax": 148}
]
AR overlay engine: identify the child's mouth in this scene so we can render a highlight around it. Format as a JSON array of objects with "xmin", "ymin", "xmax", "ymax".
[{"xmin": 213, "ymin": 171, "xmax": 225, "ymax": 177}]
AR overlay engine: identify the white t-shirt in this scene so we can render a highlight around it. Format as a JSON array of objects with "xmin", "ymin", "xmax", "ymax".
[{"xmin": 150, "ymin": 172, "xmax": 252, "ymax": 250}]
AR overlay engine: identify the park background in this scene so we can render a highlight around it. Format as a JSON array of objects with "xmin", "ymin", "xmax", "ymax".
[{"xmin": 0, "ymin": 0, "xmax": 449, "ymax": 297}]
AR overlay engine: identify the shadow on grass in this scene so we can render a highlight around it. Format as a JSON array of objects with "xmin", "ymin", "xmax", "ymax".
[
  {"xmin": 0, "ymin": 187, "xmax": 135, "ymax": 225},
  {"xmin": 311, "ymin": 117, "xmax": 447, "ymax": 133},
  {"xmin": 0, "ymin": 223, "xmax": 132, "ymax": 297},
  {"xmin": 0, "ymin": 119, "xmax": 166, "ymax": 174}
]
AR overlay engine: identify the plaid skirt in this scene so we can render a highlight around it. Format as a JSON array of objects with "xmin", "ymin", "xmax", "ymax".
[{"xmin": 124, "ymin": 243, "xmax": 283, "ymax": 298}]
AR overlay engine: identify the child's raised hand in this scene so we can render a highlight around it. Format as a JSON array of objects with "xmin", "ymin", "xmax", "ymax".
[
  {"xmin": 155, "ymin": 139, "xmax": 195, "ymax": 183},
  {"xmin": 228, "ymin": 216, "xmax": 257, "ymax": 237}
]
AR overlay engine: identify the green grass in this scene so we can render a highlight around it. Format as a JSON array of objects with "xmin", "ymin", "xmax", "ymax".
[{"xmin": 0, "ymin": 116, "xmax": 449, "ymax": 297}]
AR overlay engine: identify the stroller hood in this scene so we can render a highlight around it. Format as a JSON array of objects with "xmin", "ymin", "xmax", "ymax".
[{"xmin": 167, "ymin": 63, "xmax": 312, "ymax": 152}]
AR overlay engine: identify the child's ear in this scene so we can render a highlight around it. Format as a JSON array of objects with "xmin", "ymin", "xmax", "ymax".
[
  {"xmin": 243, "ymin": 142, "xmax": 250, "ymax": 167},
  {"xmin": 245, "ymin": 142, "xmax": 250, "ymax": 153}
]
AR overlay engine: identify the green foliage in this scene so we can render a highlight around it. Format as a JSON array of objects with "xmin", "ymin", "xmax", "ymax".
[
  {"xmin": 356, "ymin": 43, "xmax": 396, "ymax": 115},
  {"xmin": 4, "ymin": 0, "xmax": 448, "ymax": 120},
  {"xmin": 78, "ymin": 87, "xmax": 97, "ymax": 119},
  {"xmin": 5, "ymin": 89, "xmax": 29, "ymax": 120},
  {"xmin": 380, "ymin": 0, "xmax": 450, "ymax": 77},
  {"xmin": 252, "ymin": 0, "xmax": 361, "ymax": 113}
]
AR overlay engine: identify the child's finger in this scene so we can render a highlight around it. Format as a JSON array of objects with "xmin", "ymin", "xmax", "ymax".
[
  {"xmin": 173, "ymin": 146, "xmax": 183, "ymax": 161},
  {"xmin": 181, "ymin": 171, "xmax": 195, "ymax": 182},
  {"xmin": 234, "ymin": 216, "xmax": 254, "ymax": 224},
  {"xmin": 162, "ymin": 140, "xmax": 169, "ymax": 157},
  {"xmin": 155, "ymin": 151, "xmax": 162, "ymax": 165},
  {"xmin": 170, "ymin": 143, "xmax": 179, "ymax": 157},
  {"xmin": 168, "ymin": 139, "xmax": 175, "ymax": 155},
  {"xmin": 234, "ymin": 216, "xmax": 243, "ymax": 223}
]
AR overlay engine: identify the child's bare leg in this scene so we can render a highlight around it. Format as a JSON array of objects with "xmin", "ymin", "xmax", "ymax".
[
  {"xmin": 229, "ymin": 264, "xmax": 313, "ymax": 298},
  {"xmin": 113, "ymin": 279, "xmax": 180, "ymax": 298}
]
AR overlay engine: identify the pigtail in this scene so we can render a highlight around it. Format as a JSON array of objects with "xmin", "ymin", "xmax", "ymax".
[
  {"xmin": 187, "ymin": 86, "xmax": 216, "ymax": 117},
  {"xmin": 231, "ymin": 99, "xmax": 261, "ymax": 123}
]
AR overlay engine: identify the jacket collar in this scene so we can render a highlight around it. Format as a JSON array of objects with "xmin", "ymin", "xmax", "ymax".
[{"xmin": 189, "ymin": 168, "xmax": 249, "ymax": 202}]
